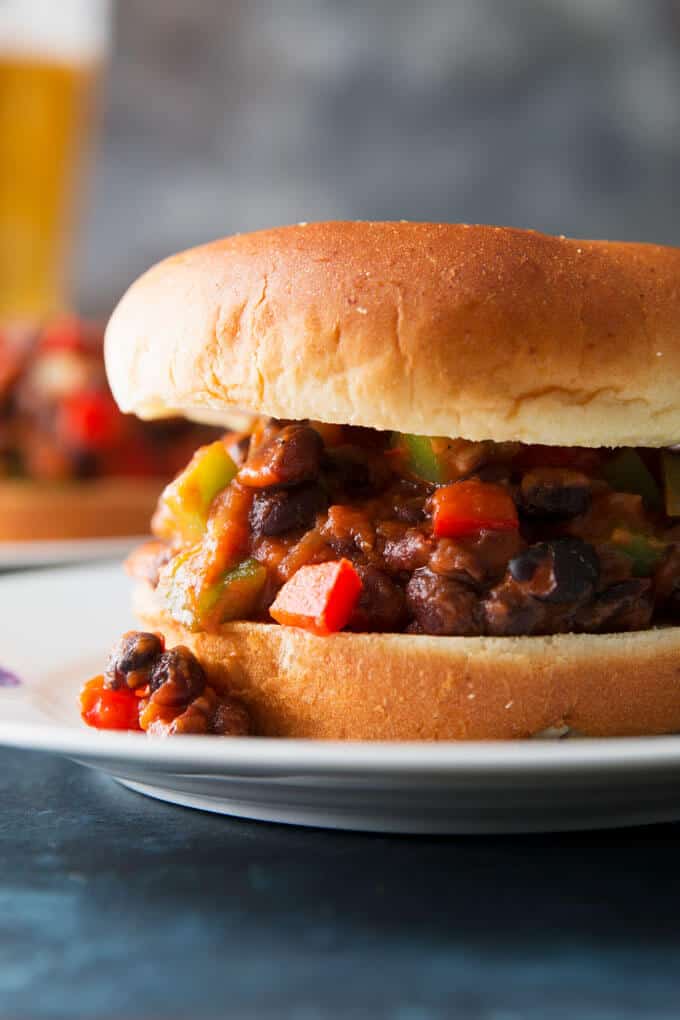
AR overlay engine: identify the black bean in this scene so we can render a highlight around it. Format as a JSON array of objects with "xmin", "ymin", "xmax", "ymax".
[
  {"xmin": 212, "ymin": 697, "xmax": 251, "ymax": 736},
  {"xmin": 482, "ymin": 583, "xmax": 547, "ymax": 636},
  {"xmin": 520, "ymin": 469, "xmax": 591, "ymax": 518},
  {"xmin": 660, "ymin": 585, "xmax": 680, "ymax": 621},
  {"xmin": 169, "ymin": 691, "xmax": 250, "ymax": 736},
  {"xmin": 393, "ymin": 497, "xmax": 426, "ymax": 523},
  {"xmin": 509, "ymin": 548, "xmax": 543, "ymax": 583},
  {"xmin": 475, "ymin": 463, "xmax": 511, "ymax": 485},
  {"xmin": 406, "ymin": 567, "xmax": 480, "ymax": 636},
  {"xmin": 508, "ymin": 538, "xmax": 599, "ymax": 603},
  {"xmin": 347, "ymin": 566, "xmax": 407, "ymax": 632},
  {"xmin": 239, "ymin": 424, "xmax": 323, "ymax": 487},
  {"xmin": 382, "ymin": 529, "xmax": 433, "ymax": 574},
  {"xmin": 149, "ymin": 646, "xmax": 206, "ymax": 706},
  {"xmin": 653, "ymin": 546, "xmax": 680, "ymax": 610},
  {"xmin": 577, "ymin": 579, "xmax": 653, "ymax": 632},
  {"xmin": 249, "ymin": 483, "xmax": 327, "ymax": 537},
  {"xmin": 322, "ymin": 449, "xmax": 373, "ymax": 498},
  {"xmin": 105, "ymin": 631, "xmax": 163, "ymax": 689}
]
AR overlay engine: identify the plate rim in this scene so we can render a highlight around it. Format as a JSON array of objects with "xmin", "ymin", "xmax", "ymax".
[
  {"xmin": 0, "ymin": 534, "xmax": 149, "ymax": 568},
  {"xmin": 1, "ymin": 716, "xmax": 680, "ymax": 774}
]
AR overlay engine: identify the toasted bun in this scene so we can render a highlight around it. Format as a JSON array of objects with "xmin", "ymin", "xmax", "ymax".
[
  {"xmin": 106, "ymin": 221, "xmax": 680, "ymax": 447},
  {"xmin": 135, "ymin": 581, "xmax": 680, "ymax": 740},
  {"xmin": 0, "ymin": 478, "xmax": 162, "ymax": 541}
]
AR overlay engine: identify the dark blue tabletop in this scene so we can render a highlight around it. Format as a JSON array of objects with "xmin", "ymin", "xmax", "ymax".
[{"xmin": 1, "ymin": 745, "xmax": 679, "ymax": 1019}]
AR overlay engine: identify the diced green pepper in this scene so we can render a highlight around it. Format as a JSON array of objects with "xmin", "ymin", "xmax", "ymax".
[
  {"xmin": 156, "ymin": 441, "xmax": 237, "ymax": 544},
  {"xmin": 211, "ymin": 558, "xmax": 268, "ymax": 623},
  {"xmin": 164, "ymin": 551, "xmax": 266, "ymax": 631},
  {"xmin": 610, "ymin": 528, "xmax": 666, "ymax": 577},
  {"xmin": 392, "ymin": 433, "xmax": 446, "ymax": 483},
  {"xmin": 603, "ymin": 449, "xmax": 661, "ymax": 510},
  {"xmin": 162, "ymin": 547, "xmax": 201, "ymax": 629},
  {"xmin": 662, "ymin": 451, "xmax": 680, "ymax": 517}
]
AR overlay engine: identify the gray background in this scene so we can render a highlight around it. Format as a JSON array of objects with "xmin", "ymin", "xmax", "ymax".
[{"xmin": 79, "ymin": 0, "xmax": 680, "ymax": 311}]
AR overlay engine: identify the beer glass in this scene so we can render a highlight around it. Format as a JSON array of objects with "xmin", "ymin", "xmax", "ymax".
[{"xmin": 0, "ymin": 0, "xmax": 111, "ymax": 318}]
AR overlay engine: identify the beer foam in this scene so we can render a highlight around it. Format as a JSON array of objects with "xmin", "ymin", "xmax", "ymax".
[{"xmin": 0, "ymin": 0, "xmax": 111, "ymax": 63}]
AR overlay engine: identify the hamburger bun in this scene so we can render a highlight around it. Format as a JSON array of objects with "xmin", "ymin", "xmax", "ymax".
[
  {"xmin": 0, "ymin": 477, "xmax": 161, "ymax": 541},
  {"xmin": 135, "ymin": 580, "xmax": 680, "ymax": 740},
  {"xmin": 106, "ymin": 221, "xmax": 680, "ymax": 447}
]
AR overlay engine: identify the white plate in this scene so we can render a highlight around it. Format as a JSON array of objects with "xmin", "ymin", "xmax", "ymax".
[
  {"xmin": 2, "ymin": 563, "xmax": 680, "ymax": 833},
  {"xmin": 0, "ymin": 535, "xmax": 148, "ymax": 569}
]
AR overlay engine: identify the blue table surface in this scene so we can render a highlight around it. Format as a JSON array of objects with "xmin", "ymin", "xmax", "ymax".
[{"xmin": 1, "ymin": 746, "xmax": 680, "ymax": 1019}]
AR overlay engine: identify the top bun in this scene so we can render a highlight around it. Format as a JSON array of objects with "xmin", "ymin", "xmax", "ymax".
[{"xmin": 105, "ymin": 221, "xmax": 680, "ymax": 447}]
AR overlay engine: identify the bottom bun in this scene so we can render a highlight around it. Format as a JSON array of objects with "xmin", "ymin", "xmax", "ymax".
[
  {"xmin": 0, "ymin": 478, "xmax": 164, "ymax": 541},
  {"xmin": 134, "ymin": 581, "xmax": 680, "ymax": 740}
]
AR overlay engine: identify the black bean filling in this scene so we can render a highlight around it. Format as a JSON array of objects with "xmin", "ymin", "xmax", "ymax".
[{"xmin": 141, "ymin": 420, "xmax": 680, "ymax": 637}]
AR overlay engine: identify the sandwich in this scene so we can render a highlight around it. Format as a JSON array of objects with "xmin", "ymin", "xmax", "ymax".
[
  {"xmin": 0, "ymin": 316, "xmax": 219, "ymax": 540},
  {"xmin": 85, "ymin": 221, "xmax": 680, "ymax": 740}
]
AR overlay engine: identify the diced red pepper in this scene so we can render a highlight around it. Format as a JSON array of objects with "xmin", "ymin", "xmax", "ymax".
[
  {"xmin": 431, "ymin": 480, "xmax": 519, "ymax": 538},
  {"xmin": 269, "ymin": 558, "xmax": 363, "ymax": 635},
  {"xmin": 39, "ymin": 316, "xmax": 89, "ymax": 354},
  {"xmin": 80, "ymin": 675, "xmax": 141, "ymax": 731},
  {"xmin": 58, "ymin": 390, "xmax": 124, "ymax": 451}
]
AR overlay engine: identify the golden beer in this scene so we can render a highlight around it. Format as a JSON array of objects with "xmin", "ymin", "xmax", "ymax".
[{"xmin": 0, "ymin": 2, "xmax": 110, "ymax": 318}]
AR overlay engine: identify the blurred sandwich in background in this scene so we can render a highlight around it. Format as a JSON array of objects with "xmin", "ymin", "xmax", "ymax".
[{"xmin": 0, "ymin": 315, "xmax": 223, "ymax": 540}]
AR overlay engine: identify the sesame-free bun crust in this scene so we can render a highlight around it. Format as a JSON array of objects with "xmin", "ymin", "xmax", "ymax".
[
  {"xmin": 135, "ymin": 581, "xmax": 680, "ymax": 740},
  {"xmin": 106, "ymin": 221, "xmax": 680, "ymax": 447},
  {"xmin": 0, "ymin": 478, "xmax": 162, "ymax": 541}
]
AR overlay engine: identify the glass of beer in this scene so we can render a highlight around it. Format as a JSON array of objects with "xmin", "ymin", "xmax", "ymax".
[{"xmin": 0, "ymin": 0, "xmax": 111, "ymax": 319}]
